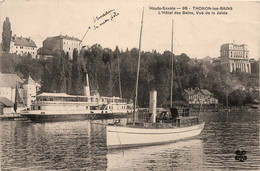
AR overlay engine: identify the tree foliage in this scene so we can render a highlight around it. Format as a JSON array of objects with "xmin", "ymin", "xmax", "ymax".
[
  {"xmin": 2, "ymin": 17, "xmax": 12, "ymax": 52},
  {"xmin": 0, "ymin": 45, "xmax": 258, "ymax": 107}
]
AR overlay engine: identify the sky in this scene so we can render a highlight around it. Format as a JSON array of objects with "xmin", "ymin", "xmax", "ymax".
[{"xmin": 0, "ymin": 0, "xmax": 259, "ymax": 59}]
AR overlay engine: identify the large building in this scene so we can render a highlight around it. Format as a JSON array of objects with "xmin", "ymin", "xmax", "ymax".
[
  {"xmin": 9, "ymin": 35, "xmax": 37, "ymax": 58},
  {"xmin": 42, "ymin": 35, "xmax": 81, "ymax": 59},
  {"xmin": 220, "ymin": 43, "xmax": 251, "ymax": 73}
]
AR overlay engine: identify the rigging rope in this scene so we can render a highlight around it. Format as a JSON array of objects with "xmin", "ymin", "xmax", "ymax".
[{"xmin": 85, "ymin": 124, "xmax": 107, "ymax": 144}]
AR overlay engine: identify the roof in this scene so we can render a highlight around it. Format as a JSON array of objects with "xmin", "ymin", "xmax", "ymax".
[
  {"xmin": 37, "ymin": 92, "xmax": 122, "ymax": 100},
  {"xmin": 48, "ymin": 35, "xmax": 81, "ymax": 42},
  {"xmin": 12, "ymin": 36, "xmax": 37, "ymax": 47},
  {"xmin": 37, "ymin": 92, "xmax": 75, "ymax": 97},
  {"xmin": 38, "ymin": 92, "xmax": 101, "ymax": 98},
  {"xmin": 200, "ymin": 89, "xmax": 212, "ymax": 95},
  {"xmin": 23, "ymin": 75, "xmax": 36, "ymax": 85},
  {"xmin": 0, "ymin": 97, "xmax": 14, "ymax": 107},
  {"xmin": 0, "ymin": 73, "xmax": 23, "ymax": 88}
]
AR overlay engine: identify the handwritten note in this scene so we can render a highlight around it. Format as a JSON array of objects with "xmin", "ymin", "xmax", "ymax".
[{"xmin": 92, "ymin": 9, "xmax": 119, "ymax": 30}]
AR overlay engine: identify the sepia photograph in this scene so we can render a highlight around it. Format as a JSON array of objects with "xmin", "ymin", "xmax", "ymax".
[{"xmin": 0, "ymin": 0, "xmax": 259, "ymax": 170}]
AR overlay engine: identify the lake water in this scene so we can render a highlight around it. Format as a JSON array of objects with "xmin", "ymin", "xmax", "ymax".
[{"xmin": 0, "ymin": 111, "xmax": 259, "ymax": 170}]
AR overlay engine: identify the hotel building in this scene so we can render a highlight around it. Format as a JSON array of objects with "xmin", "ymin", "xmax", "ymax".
[{"xmin": 220, "ymin": 43, "xmax": 251, "ymax": 73}]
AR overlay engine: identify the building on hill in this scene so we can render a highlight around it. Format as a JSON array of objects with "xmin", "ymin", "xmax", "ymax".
[
  {"xmin": 9, "ymin": 35, "xmax": 37, "ymax": 58},
  {"xmin": 41, "ymin": 35, "xmax": 81, "ymax": 59},
  {"xmin": 184, "ymin": 88, "xmax": 218, "ymax": 106},
  {"xmin": 220, "ymin": 43, "xmax": 251, "ymax": 73}
]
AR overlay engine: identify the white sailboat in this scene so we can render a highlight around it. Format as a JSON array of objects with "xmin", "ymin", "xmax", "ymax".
[{"xmin": 106, "ymin": 8, "xmax": 205, "ymax": 149}]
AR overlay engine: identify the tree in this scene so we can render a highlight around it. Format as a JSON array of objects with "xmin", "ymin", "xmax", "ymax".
[
  {"xmin": 114, "ymin": 46, "xmax": 122, "ymax": 98},
  {"xmin": 2, "ymin": 17, "xmax": 12, "ymax": 52},
  {"xmin": 0, "ymin": 52, "xmax": 19, "ymax": 73},
  {"xmin": 251, "ymin": 60, "xmax": 259, "ymax": 74},
  {"xmin": 71, "ymin": 49, "xmax": 83, "ymax": 95},
  {"xmin": 229, "ymin": 89, "xmax": 247, "ymax": 106},
  {"xmin": 85, "ymin": 44, "xmax": 103, "ymax": 92},
  {"xmin": 40, "ymin": 58, "xmax": 54, "ymax": 92},
  {"xmin": 51, "ymin": 56, "xmax": 63, "ymax": 92},
  {"xmin": 102, "ymin": 48, "xmax": 114, "ymax": 96}
]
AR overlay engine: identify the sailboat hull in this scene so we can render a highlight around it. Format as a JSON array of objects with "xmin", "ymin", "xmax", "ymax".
[{"xmin": 106, "ymin": 122, "xmax": 205, "ymax": 149}]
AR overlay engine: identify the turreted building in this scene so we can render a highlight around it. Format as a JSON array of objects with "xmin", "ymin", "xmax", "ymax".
[
  {"xmin": 23, "ymin": 75, "xmax": 37, "ymax": 108},
  {"xmin": 220, "ymin": 43, "xmax": 251, "ymax": 73}
]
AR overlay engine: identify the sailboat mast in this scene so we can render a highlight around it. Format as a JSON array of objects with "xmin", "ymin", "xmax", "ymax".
[
  {"xmin": 117, "ymin": 53, "xmax": 122, "ymax": 98},
  {"xmin": 170, "ymin": 19, "xmax": 174, "ymax": 108},
  {"xmin": 133, "ymin": 7, "xmax": 144, "ymax": 125}
]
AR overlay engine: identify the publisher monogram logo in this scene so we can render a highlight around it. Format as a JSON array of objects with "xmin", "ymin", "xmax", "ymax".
[{"xmin": 235, "ymin": 150, "xmax": 247, "ymax": 162}]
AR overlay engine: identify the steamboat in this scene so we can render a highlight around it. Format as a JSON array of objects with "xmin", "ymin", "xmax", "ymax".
[{"xmin": 21, "ymin": 74, "xmax": 133, "ymax": 122}]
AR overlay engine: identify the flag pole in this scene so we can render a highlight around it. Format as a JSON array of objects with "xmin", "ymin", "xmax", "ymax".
[{"xmin": 170, "ymin": 19, "xmax": 174, "ymax": 108}]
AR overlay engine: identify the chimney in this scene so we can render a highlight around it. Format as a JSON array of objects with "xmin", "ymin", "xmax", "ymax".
[
  {"xmin": 83, "ymin": 73, "xmax": 90, "ymax": 97},
  {"xmin": 149, "ymin": 90, "xmax": 157, "ymax": 123}
]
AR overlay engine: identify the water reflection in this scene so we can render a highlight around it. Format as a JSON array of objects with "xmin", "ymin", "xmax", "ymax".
[
  {"xmin": 0, "ymin": 121, "xmax": 109, "ymax": 170},
  {"xmin": 107, "ymin": 139, "xmax": 204, "ymax": 170},
  {"xmin": 0, "ymin": 111, "xmax": 259, "ymax": 170},
  {"xmin": 201, "ymin": 111, "xmax": 260, "ymax": 170}
]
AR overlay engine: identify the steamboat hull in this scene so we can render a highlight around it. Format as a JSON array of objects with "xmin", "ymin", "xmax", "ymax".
[
  {"xmin": 107, "ymin": 122, "xmax": 205, "ymax": 149},
  {"xmin": 21, "ymin": 113, "xmax": 131, "ymax": 122}
]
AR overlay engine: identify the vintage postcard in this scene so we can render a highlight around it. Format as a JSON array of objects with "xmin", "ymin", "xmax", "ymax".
[{"xmin": 0, "ymin": 0, "xmax": 259, "ymax": 170}]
